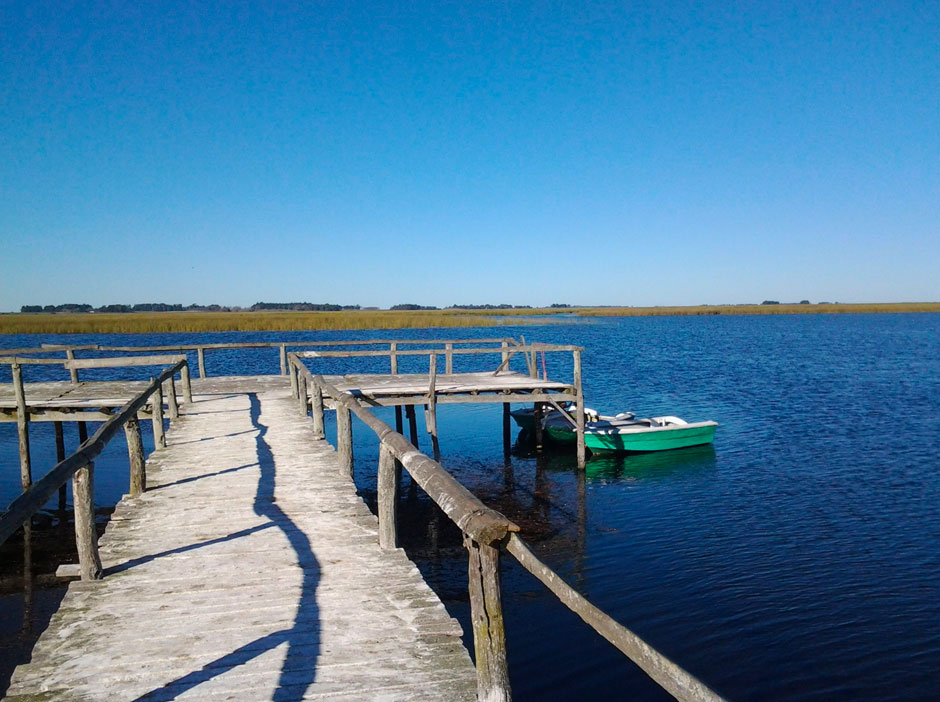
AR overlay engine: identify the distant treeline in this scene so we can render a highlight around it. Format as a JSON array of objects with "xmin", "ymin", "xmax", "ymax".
[{"xmin": 19, "ymin": 302, "xmax": 362, "ymax": 314}]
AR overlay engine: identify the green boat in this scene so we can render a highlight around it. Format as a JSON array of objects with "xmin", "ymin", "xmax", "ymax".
[{"xmin": 511, "ymin": 407, "xmax": 718, "ymax": 453}]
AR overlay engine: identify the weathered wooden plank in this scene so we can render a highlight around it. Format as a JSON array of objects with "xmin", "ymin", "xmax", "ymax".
[{"xmin": 65, "ymin": 354, "xmax": 185, "ymax": 369}]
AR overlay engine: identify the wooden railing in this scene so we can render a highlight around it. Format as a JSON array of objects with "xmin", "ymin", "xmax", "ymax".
[
  {"xmin": 290, "ymin": 357, "xmax": 726, "ymax": 702},
  {"xmin": 0, "ymin": 358, "xmax": 189, "ymax": 580},
  {"xmin": 0, "ymin": 338, "xmax": 520, "ymax": 380}
]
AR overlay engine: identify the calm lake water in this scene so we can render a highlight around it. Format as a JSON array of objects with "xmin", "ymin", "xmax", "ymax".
[{"xmin": 2, "ymin": 315, "xmax": 939, "ymax": 700}]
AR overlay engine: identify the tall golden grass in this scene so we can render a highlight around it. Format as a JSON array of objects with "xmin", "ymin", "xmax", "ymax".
[{"xmin": 0, "ymin": 303, "xmax": 936, "ymax": 334}]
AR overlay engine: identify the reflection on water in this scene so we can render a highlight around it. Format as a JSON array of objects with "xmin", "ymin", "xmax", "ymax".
[{"xmin": 584, "ymin": 444, "xmax": 717, "ymax": 482}]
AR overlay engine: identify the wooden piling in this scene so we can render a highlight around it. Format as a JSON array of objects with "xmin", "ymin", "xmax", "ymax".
[
  {"xmin": 533, "ymin": 402, "xmax": 544, "ymax": 451},
  {"xmin": 125, "ymin": 417, "xmax": 146, "ymax": 496},
  {"xmin": 180, "ymin": 362, "xmax": 193, "ymax": 403},
  {"xmin": 289, "ymin": 360, "xmax": 298, "ymax": 398},
  {"xmin": 573, "ymin": 349, "xmax": 586, "ymax": 468},
  {"xmin": 54, "ymin": 421, "xmax": 66, "ymax": 511},
  {"xmin": 279, "ymin": 345, "xmax": 287, "ymax": 376},
  {"xmin": 165, "ymin": 377, "xmax": 179, "ymax": 419},
  {"xmin": 406, "ymin": 405, "xmax": 419, "ymax": 448},
  {"xmin": 337, "ymin": 405, "xmax": 353, "ymax": 479},
  {"xmin": 197, "ymin": 347, "xmax": 206, "ymax": 378},
  {"xmin": 151, "ymin": 381, "xmax": 166, "ymax": 448},
  {"xmin": 466, "ymin": 537, "xmax": 511, "ymax": 702},
  {"xmin": 311, "ymin": 381, "xmax": 325, "ymax": 439},
  {"xmin": 297, "ymin": 374, "xmax": 308, "ymax": 415},
  {"xmin": 65, "ymin": 348, "xmax": 79, "ymax": 384},
  {"xmin": 12, "ymin": 364, "xmax": 31, "ymax": 490},
  {"xmin": 426, "ymin": 353, "xmax": 438, "ymax": 438},
  {"xmin": 74, "ymin": 422, "xmax": 102, "ymax": 581},
  {"xmin": 377, "ymin": 443, "xmax": 398, "ymax": 550},
  {"xmin": 445, "ymin": 343, "xmax": 453, "ymax": 374},
  {"xmin": 390, "ymin": 342, "xmax": 398, "ymax": 373},
  {"xmin": 502, "ymin": 403, "xmax": 511, "ymax": 457}
]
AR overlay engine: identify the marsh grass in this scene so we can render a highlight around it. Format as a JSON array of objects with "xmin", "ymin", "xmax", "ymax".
[{"xmin": 1, "ymin": 303, "xmax": 936, "ymax": 334}]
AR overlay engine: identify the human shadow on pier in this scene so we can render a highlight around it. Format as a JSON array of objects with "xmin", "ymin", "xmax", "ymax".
[{"xmin": 133, "ymin": 393, "xmax": 320, "ymax": 701}]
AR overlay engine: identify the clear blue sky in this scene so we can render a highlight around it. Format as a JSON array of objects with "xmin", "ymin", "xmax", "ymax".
[{"xmin": 2, "ymin": 1, "xmax": 938, "ymax": 311}]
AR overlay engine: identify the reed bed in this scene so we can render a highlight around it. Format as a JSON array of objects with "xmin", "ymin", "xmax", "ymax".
[{"xmin": 0, "ymin": 303, "xmax": 936, "ymax": 335}]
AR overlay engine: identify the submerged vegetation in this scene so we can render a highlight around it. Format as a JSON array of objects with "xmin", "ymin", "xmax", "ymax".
[{"xmin": 0, "ymin": 303, "xmax": 937, "ymax": 335}]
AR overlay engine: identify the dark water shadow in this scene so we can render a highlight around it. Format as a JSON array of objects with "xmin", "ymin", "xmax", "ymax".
[
  {"xmin": 584, "ymin": 444, "xmax": 718, "ymax": 481},
  {"xmin": 133, "ymin": 393, "xmax": 320, "ymax": 701}
]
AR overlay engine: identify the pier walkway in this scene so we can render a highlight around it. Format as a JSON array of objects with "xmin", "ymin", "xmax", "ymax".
[{"xmin": 5, "ymin": 378, "xmax": 477, "ymax": 701}]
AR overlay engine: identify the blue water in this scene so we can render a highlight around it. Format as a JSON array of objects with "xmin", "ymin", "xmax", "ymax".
[{"xmin": 2, "ymin": 315, "xmax": 938, "ymax": 700}]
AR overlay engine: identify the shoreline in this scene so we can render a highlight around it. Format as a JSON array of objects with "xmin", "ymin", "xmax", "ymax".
[{"xmin": 1, "ymin": 302, "xmax": 938, "ymax": 335}]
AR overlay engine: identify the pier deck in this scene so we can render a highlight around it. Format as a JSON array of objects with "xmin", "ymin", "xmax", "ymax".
[{"xmin": 5, "ymin": 378, "xmax": 477, "ymax": 701}]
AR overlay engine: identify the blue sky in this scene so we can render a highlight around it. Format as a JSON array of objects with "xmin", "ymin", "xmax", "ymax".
[{"xmin": 1, "ymin": 1, "xmax": 938, "ymax": 311}]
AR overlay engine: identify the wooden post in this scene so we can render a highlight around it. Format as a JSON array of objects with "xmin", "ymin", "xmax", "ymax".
[
  {"xmin": 54, "ymin": 421, "xmax": 66, "ymax": 511},
  {"xmin": 390, "ymin": 342, "xmax": 398, "ymax": 374},
  {"xmin": 289, "ymin": 360, "xmax": 298, "ymax": 398},
  {"xmin": 426, "ymin": 353, "xmax": 438, "ymax": 437},
  {"xmin": 500, "ymin": 341, "xmax": 509, "ymax": 373},
  {"xmin": 279, "ymin": 345, "xmax": 287, "ymax": 376},
  {"xmin": 12, "ymin": 364, "xmax": 31, "ymax": 490},
  {"xmin": 466, "ymin": 537, "xmax": 511, "ymax": 702},
  {"xmin": 197, "ymin": 347, "xmax": 206, "ymax": 378},
  {"xmin": 533, "ymin": 402, "xmax": 544, "ymax": 451},
  {"xmin": 180, "ymin": 362, "xmax": 193, "ymax": 403},
  {"xmin": 377, "ymin": 443, "xmax": 398, "ymax": 550},
  {"xmin": 337, "ymin": 405, "xmax": 353, "ymax": 479},
  {"xmin": 445, "ymin": 343, "xmax": 453, "ymax": 374},
  {"xmin": 165, "ymin": 377, "xmax": 179, "ymax": 419},
  {"xmin": 395, "ymin": 406, "xmax": 404, "ymax": 435},
  {"xmin": 311, "ymin": 381, "xmax": 325, "ymax": 439},
  {"xmin": 406, "ymin": 405, "xmax": 419, "ymax": 448},
  {"xmin": 125, "ymin": 417, "xmax": 146, "ymax": 496},
  {"xmin": 74, "ymin": 422, "xmax": 102, "ymax": 581},
  {"xmin": 297, "ymin": 374, "xmax": 308, "ymax": 415},
  {"xmin": 502, "ymin": 403, "xmax": 511, "ymax": 457},
  {"xmin": 573, "ymin": 349, "xmax": 586, "ymax": 468},
  {"xmin": 66, "ymin": 348, "xmax": 79, "ymax": 384},
  {"xmin": 151, "ymin": 380, "xmax": 166, "ymax": 449}
]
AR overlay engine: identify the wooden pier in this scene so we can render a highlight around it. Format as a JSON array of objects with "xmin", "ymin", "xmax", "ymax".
[{"xmin": 0, "ymin": 340, "xmax": 726, "ymax": 702}]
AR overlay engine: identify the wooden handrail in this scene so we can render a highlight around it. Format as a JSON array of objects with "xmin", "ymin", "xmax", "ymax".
[
  {"xmin": 0, "ymin": 360, "xmax": 186, "ymax": 555},
  {"xmin": 313, "ymin": 371, "xmax": 519, "ymax": 545},
  {"xmin": 290, "ymin": 354, "xmax": 725, "ymax": 702},
  {"xmin": 295, "ymin": 343, "xmax": 582, "ymax": 358}
]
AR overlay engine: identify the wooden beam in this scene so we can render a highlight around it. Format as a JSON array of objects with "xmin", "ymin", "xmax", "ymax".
[
  {"xmin": 151, "ymin": 381, "xmax": 165, "ymax": 449},
  {"xmin": 65, "ymin": 349, "xmax": 79, "ymax": 383},
  {"xmin": 12, "ymin": 364, "xmax": 31, "ymax": 490},
  {"xmin": 125, "ymin": 417, "xmax": 146, "ymax": 496},
  {"xmin": 336, "ymin": 405, "xmax": 353, "ymax": 479},
  {"xmin": 467, "ymin": 537, "xmax": 511, "ymax": 702},
  {"xmin": 74, "ymin": 422, "xmax": 102, "ymax": 581},
  {"xmin": 65, "ymin": 355, "xmax": 185, "ymax": 369},
  {"xmin": 505, "ymin": 534, "xmax": 727, "ymax": 702},
  {"xmin": 377, "ymin": 443, "xmax": 398, "ymax": 550}
]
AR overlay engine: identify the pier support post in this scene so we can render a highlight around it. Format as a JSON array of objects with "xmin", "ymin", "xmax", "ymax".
[
  {"xmin": 466, "ymin": 537, "xmax": 511, "ymax": 702},
  {"xmin": 165, "ymin": 377, "xmax": 179, "ymax": 419},
  {"xmin": 54, "ymin": 421, "xmax": 66, "ymax": 511},
  {"xmin": 279, "ymin": 345, "xmax": 288, "ymax": 376},
  {"xmin": 500, "ymin": 341, "xmax": 509, "ymax": 373},
  {"xmin": 181, "ymin": 363, "xmax": 193, "ymax": 403},
  {"xmin": 125, "ymin": 417, "xmax": 146, "ymax": 496},
  {"xmin": 533, "ymin": 402, "xmax": 544, "ymax": 451},
  {"xmin": 66, "ymin": 348, "xmax": 79, "ymax": 384},
  {"xmin": 311, "ymin": 382, "xmax": 325, "ymax": 439},
  {"xmin": 445, "ymin": 343, "xmax": 453, "ymax": 374},
  {"xmin": 406, "ymin": 405, "xmax": 419, "ymax": 448},
  {"xmin": 502, "ymin": 403, "xmax": 511, "ymax": 457},
  {"xmin": 390, "ymin": 343, "xmax": 398, "ymax": 374},
  {"xmin": 197, "ymin": 347, "xmax": 206, "ymax": 378},
  {"xmin": 289, "ymin": 360, "xmax": 298, "ymax": 398},
  {"xmin": 297, "ymin": 374, "xmax": 308, "ymax": 415},
  {"xmin": 74, "ymin": 422, "xmax": 102, "ymax": 581},
  {"xmin": 377, "ymin": 443, "xmax": 398, "ymax": 550},
  {"xmin": 337, "ymin": 405, "xmax": 353, "ymax": 479},
  {"xmin": 12, "ymin": 364, "xmax": 31, "ymax": 490},
  {"xmin": 573, "ymin": 349, "xmax": 586, "ymax": 468},
  {"xmin": 151, "ymin": 380, "xmax": 166, "ymax": 449}
]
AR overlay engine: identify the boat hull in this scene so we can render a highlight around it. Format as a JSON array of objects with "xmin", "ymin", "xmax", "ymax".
[{"xmin": 584, "ymin": 423, "xmax": 717, "ymax": 453}]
